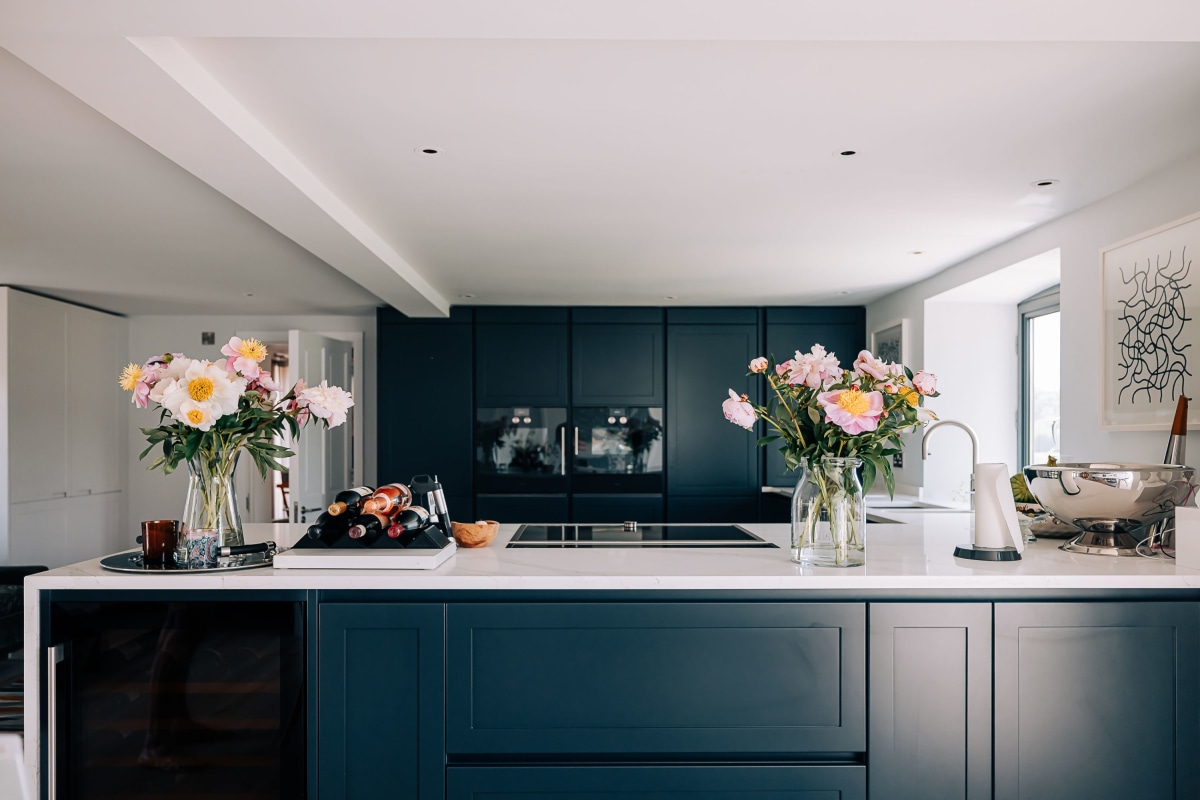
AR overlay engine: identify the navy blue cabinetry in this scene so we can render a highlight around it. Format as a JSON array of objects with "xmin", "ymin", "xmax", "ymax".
[
  {"xmin": 475, "ymin": 308, "xmax": 569, "ymax": 406},
  {"xmin": 572, "ymin": 308, "xmax": 664, "ymax": 406},
  {"xmin": 318, "ymin": 603, "xmax": 445, "ymax": 800},
  {"xmin": 764, "ymin": 307, "xmax": 866, "ymax": 487},
  {"xmin": 446, "ymin": 602, "xmax": 865, "ymax": 756},
  {"xmin": 448, "ymin": 765, "xmax": 866, "ymax": 799},
  {"xmin": 475, "ymin": 493, "xmax": 569, "ymax": 522},
  {"xmin": 572, "ymin": 492, "xmax": 664, "ymax": 522},
  {"xmin": 666, "ymin": 309, "xmax": 759, "ymax": 521},
  {"xmin": 377, "ymin": 308, "xmax": 474, "ymax": 516}
]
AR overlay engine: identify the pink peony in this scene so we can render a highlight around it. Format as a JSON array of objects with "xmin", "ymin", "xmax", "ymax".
[
  {"xmin": 913, "ymin": 371, "xmax": 938, "ymax": 395},
  {"xmin": 817, "ymin": 387, "xmax": 885, "ymax": 435},
  {"xmin": 852, "ymin": 350, "xmax": 892, "ymax": 381},
  {"xmin": 749, "ymin": 357, "xmax": 768, "ymax": 374},
  {"xmin": 788, "ymin": 344, "xmax": 842, "ymax": 389},
  {"xmin": 776, "ymin": 360, "xmax": 795, "ymax": 378},
  {"xmin": 220, "ymin": 336, "xmax": 267, "ymax": 380},
  {"xmin": 298, "ymin": 380, "xmax": 354, "ymax": 428},
  {"xmin": 722, "ymin": 389, "xmax": 756, "ymax": 430}
]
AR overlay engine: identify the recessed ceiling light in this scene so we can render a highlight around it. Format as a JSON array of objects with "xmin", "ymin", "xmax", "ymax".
[
  {"xmin": 416, "ymin": 147, "xmax": 442, "ymax": 156},
  {"xmin": 838, "ymin": 291, "xmax": 851, "ymax": 295},
  {"xmin": 245, "ymin": 293, "xmax": 254, "ymax": 297},
  {"xmin": 1031, "ymin": 178, "xmax": 1060, "ymax": 188},
  {"xmin": 837, "ymin": 150, "xmax": 858, "ymax": 156},
  {"xmin": 664, "ymin": 295, "xmax": 677, "ymax": 300},
  {"xmin": 910, "ymin": 251, "xmax": 924, "ymax": 255},
  {"xmin": 458, "ymin": 294, "xmax": 475, "ymax": 299}
]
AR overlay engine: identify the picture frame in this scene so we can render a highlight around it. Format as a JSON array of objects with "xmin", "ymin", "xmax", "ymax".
[
  {"xmin": 870, "ymin": 319, "xmax": 908, "ymax": 365},
  {"xmin": 1100, "ymin": 210, "xmax": 1200, "ymax": 430}
]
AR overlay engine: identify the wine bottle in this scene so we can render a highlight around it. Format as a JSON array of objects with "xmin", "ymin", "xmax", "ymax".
[
  {"xmin": 306, "ymin": 511, "xmax": 349, "ymax": 546},
  {"xmin": 328, "ymin": 486, "xmax": 374, "ymax": 516},
  {"xmin": 362, "ymin": 483, "xmax": 414, "ymax": 517},
  {"xmin": 347, "ymin": 512, "xmax": 391, "ymax": 545},
  {"xmin": 387, "ymin": 506, "xmax": 431, "ymax": 538}
]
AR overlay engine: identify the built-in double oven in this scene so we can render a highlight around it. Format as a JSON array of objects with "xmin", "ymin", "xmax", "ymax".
[{"xmin": 474, "ymin": 406, "xmax": 664, "ymax": 522}]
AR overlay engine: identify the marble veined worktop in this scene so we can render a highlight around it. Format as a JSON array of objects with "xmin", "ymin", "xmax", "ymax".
[{"xmin": 24, "ymin": 511, "xmax": 1200, "ymax": 592}]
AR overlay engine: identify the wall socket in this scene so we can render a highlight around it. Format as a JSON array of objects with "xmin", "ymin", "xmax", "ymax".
[
  {"xmin": 892, "ymin": 452, "xmax": 904, "ymax": 468},
  {"xmin": 201, "ymin": 331, "xmax": 216, "ymax": 345}
]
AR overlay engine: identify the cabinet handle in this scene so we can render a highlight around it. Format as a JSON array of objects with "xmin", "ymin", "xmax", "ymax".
[
  {"xmin": 47, "ymin": 643, "xmax": 66, "ymax": 799},
  {"xmin": 51, "ymin": 492, "xmax": 67, "ymax": 499},
  {"xmin": 573, "ymin": 426, "xmax": 579, "ymax": 457},
  {"xmin": 560, "ymin": 426, "xmax": 567, "ymax": 475}
]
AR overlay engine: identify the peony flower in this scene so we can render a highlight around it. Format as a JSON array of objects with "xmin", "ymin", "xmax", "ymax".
[
  {"xmin": 913, "ymin": 371, "xmax": 938, "ymax": 395},
  {"xmin": 178, "ymin": 399, "xmax": 218, "ymax": 431},
  {"xmin": 852, "ymin": 350, "xmax": 892, "ymax": 381},
  {"xmin": 749, "ymin": 357, "xmax": 768, "ymax": 374},
  {"xmin": 817, "ymin": 387, "xmax": 885, "ymax": 435},
  {"xmin": 788, "ymin": 344, "xmax": 842, "ymax": 389},
  {"xmin": 776, "ymin": 360, "xmax": 795, "ymax": 378},
  {"xmin": 298, "ymin": 380, "xmax": 354, "ymax": 427},
  {"xmin": 722, "ymin": 389, "xmax": 756, "ymax": 430},
  {"xmin": 158, "ymin": 360, "xmax": 246, "ymax": 424},
  {"xmin": 917, "ymin": 407, "xmax": 938, "ymax": 424},
  {"xmin": 221, "ymin": 336, "xmax": 268, "ymax": 380},
  {"xmin": 119, "ymin": 363, "xmax": 143, "ymax": 392}
]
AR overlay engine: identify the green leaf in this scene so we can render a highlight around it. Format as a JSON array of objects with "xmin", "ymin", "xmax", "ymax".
[
  {"xmin": 807, "ymin": 407, "xmax": 821, "ymax": 425},
  {"xmin": 860, "ymin": 456, "xmax": 877, "ymax": 495}
]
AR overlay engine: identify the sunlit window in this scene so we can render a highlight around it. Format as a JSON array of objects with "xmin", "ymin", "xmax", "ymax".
[{"xmin": 1020, "ymin": 288, "xmax": 1060, "ymax": 466}]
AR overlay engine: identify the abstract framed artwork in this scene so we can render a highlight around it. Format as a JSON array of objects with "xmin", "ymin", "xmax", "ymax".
[
  {"xmin": 870, "ymin": 319, "xmax": 907, "ymax": 365},
  {"xmin": 1101, "ymin": 210, "xmax": 1200, "ymax": 430}
]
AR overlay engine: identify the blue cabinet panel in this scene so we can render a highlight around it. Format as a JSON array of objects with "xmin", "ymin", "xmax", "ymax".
[
  {"xmin": 869, "ymin": 603, "xmax": 992, "ymax": 800},
  {"xmin": 475, "ymin": 493, "xmax": 569, "ymax": 523},
  {"xmin": 476, "ymin": 323, "xmax": 569, "ymax": 406},
  {"xmin": 667, "ymin": 322, "xmax": 759, "ymax": 497},
  {"xmin": 318, "ymin": 604, "xmax": 444, "ymax": 800},
  {"xmin": 571, "ymin": 493, "xmax": 663, "ymax": 523},
  {"xmin": 446, "ymin": 603, "xmax": 865, "ymax": 755},
  {"xmin": 994, "ymin": 602, "xmax": 1200, "ymax": 800},
  {"xmin": 667, "ymin": 494, "xmax": 758, "ymax": 523},
  {"xmin": 378, "ymin": 316, "xmax": 473, "ymax": 494},
  {"xmin": 572, "ymin": 323, "xmax": 664, "ymax": 405},
  {"xmin": 764, "ymin": 308, "xmax": 865, "ymax": 486},
  {"xmin": 447, "ymin": 765, "xmax": 865, "ymax": 799}
]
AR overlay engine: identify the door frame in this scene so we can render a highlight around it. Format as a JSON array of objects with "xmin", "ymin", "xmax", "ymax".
[{"xmin": 239, "ymin": 329, "xmax": 364, "ymax": 507}]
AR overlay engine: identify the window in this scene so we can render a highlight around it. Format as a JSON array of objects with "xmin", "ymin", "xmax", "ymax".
[{"xmin": 1020, "ymin": 287, "xmax": 1060, "ymax": 466}]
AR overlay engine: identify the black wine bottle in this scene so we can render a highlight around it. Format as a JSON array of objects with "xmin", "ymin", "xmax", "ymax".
[
  {"xmin": 306, "ymin": 512, "xmax": 349, "ymax": 546},
  {"xmin": 387, "ymin": 506, "xmax": 431, "ymax": 538},
  {"xmin": 347, "ymin": 512, "xmax": 390, "ymax": 545},
  {"xmin": 328, "ymin": 486, "xmax": 374, "ymax": 516}
]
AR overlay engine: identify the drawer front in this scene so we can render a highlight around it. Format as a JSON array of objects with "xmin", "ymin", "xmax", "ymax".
[
  {"xmin": 448, "ymin": 765, "xmax": 866, "ymax": 799},
  {"xmin": 447, "ymin": 602, "xmax": 865, "ymax": 754}
]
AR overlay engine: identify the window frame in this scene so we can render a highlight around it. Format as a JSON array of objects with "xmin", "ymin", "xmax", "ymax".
[{"xmin": 1018, "ymin": 286, "xmax": 1061, "ymax": 468}]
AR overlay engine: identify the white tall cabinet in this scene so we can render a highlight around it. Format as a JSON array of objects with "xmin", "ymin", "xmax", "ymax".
[{"xmin": 0, "ymin": 288, "xmax": 127, "ymax": 568}]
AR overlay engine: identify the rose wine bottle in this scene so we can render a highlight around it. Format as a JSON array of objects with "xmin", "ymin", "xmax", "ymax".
[
  {"xmin": 387, "ymin": 506, "xmax": 431, "ymax": 538},
  {"xmin": 327, "ymin": 486, "xmax": 374, "ymax": 516},
  {"xmin": 347, "ymin": 512, "xmax": 391, "ymax": 545},
  {"xmin": 306, "ymin": 511, "xmax": 349, "ymax": 546},
  {"xmin": 362, "ymin": 483, "xmax": 413, "ymax": 517}
]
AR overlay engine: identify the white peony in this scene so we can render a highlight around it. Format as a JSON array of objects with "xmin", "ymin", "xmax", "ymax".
[
  {"xmin": 159, "ymin": 360, "xmax": 246, "ymax": 425},
  {"xmin": 178, "ymin": 399, "xmax": 218, "ymax": 431},
  {"xmin": 298, "ymin": 380, "xmax": 354, "ymax": 427}
]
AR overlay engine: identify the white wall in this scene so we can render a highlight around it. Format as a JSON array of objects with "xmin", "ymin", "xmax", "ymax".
[
  {"xmin": 921, "ymin": 300, "xmax": 1018, "ymax": 504},
  {"xmin": 126, "ymin": 313, "xmax": 376, "ymax": 527},
  {"xmin": 868, "ymin": 148, "xmax": 1200, "ymax": 491}
]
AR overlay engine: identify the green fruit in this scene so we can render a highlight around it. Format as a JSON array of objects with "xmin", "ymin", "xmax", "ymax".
[{"xmin": 1010, "ymin": 473, "xmax": 1035, "ymax": 503}]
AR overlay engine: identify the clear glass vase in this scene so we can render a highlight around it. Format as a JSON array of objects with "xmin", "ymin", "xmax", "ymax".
[
  {"xmin": 179, "ymin": 450, "xmax": 244, "ymax": 561},
  {"xmin": 791, "ymin": 455, "xmax": 866, "ymax": 567}
]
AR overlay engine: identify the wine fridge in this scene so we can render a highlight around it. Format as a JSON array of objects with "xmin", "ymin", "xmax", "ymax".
[{"xmin": 44, "ymin": 596, "xmax": 306, "ymax": 799}]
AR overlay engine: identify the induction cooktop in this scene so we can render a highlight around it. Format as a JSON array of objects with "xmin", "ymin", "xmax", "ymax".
[{"xmin": 507, "ymin": 523, "xmax": 778, "ymax": 548}]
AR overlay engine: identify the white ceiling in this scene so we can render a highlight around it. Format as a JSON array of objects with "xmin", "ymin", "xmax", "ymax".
[{"xmin": 3, "ymin": 1, "xmax": 1200, "ymax": 316}]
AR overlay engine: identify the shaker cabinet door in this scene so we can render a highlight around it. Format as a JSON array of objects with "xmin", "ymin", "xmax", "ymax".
[
  {"xmin": 994, "ymin": 602, "xmax": 1200, "ymax": 800},
  {"xmin": 572, "ymin": 323, "xmax": 664, "ymax": 406},
  {"xmin": 318, "ymin": 604, "xmax": 445, "ymax": 800},
  {"xmin": 447, "ymin": 602, "xmax": 865, "ymax": 756}
]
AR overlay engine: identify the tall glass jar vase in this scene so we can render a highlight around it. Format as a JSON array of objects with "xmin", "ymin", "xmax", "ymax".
[
  {"xmin": 791, "ymin": 455, "xmax": 866, "ymax": 567},
  {"xmin": 179, "ymin": 450, "xmax": 244, "ymax": 559}
]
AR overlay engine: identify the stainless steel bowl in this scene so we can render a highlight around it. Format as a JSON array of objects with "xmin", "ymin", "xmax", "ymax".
[{"xmin": 1022, "ymin": 462, "xmax": 1197, "ymax": 556}]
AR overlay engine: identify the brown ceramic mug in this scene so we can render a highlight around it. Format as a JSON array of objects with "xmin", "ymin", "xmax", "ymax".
[{"xmin": 140, "ymin": 520, "xmax": 181, "ymax": 564}]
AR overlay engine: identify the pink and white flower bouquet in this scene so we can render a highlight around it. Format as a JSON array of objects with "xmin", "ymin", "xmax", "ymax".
[
  {"xmin": 119, "ymin": 337, "xmax": 353, "ymax": 548},
  {"xmin": 723, "ymin": 344, "xmax": 939, "ymax": 496}
]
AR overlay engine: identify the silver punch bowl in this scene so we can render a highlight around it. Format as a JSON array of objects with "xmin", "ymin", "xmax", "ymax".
[{"xmin": 1022, "ymin": 463, "xmax": 1197, "ymax": 556}]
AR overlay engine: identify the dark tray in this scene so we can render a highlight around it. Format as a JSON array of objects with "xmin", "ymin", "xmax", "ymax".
[{"xmin": 99, "ymin": 549, "xmax": 274, "ymax": 574}]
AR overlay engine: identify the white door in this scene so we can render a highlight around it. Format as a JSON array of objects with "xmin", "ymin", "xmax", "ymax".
[{"xmin": 288, "ymin": 331, "xmax": 354, "ymax": 523}]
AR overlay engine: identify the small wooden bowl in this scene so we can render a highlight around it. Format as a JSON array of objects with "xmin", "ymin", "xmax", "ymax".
[{"xmin": 451, "ymin": 520, "xmax": 499, "ymax": 548}]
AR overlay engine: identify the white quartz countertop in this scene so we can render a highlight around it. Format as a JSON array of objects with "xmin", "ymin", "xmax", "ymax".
[{"xmin": 24, "ymin": 512, "xmax": 1200, "ymax": 591}]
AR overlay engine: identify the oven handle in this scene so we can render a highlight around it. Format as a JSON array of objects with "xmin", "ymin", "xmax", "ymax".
[{"xmin": 559, "ymin": 426, "xmax": 567, "ymax": 476}]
